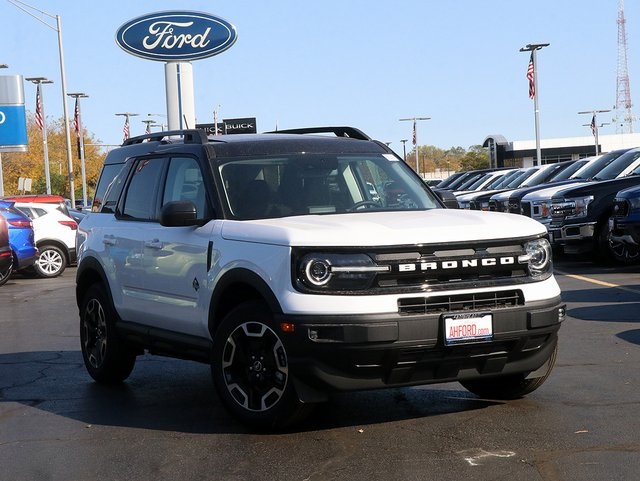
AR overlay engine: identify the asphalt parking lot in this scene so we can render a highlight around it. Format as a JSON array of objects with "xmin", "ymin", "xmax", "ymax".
[{"xmin": 0, "ymin": 260, "xmax": 639, "ymax": 481}]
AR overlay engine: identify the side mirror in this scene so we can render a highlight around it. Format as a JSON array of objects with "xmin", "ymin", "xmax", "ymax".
[{"xmin": 159, "ymin": 200, "xmax": 201, "ymax": 226}]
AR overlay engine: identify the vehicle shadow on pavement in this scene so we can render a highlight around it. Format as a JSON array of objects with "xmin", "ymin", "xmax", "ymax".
[
  {"xmin": 0, "ymin": 350, "xmax": 502, "ymax": 434},
  {"xmin": 616, "ymin": 329, "xmax": 640, "ymax": 346}
]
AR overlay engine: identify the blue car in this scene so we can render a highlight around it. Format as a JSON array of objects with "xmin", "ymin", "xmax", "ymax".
[{"xmin": 0, "ymin": 200, "xmax": 38, "ymax": 274}]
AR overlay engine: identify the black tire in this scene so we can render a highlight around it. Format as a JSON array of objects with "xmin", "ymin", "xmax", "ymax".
[
  {"xmin": 607, "ymin": 229, "xmax": 640, "ymax": 264},
  {"xmin": 460, "ymin": 343, "xmax": 558, "ymax": 400},
  {"xmin": 34, "ymin": 244, "xmax": 67, "ymax": 278},
  {"xmin": 211, "ymin": 300, "xmax": 313, "ymax": 429},
  {"xmin": 0, "ymin": 256, "xmax": 12, "ymax": 286},
  {"xmin": 79, "ymin": 283, "xmax": 136, "ymax": 384}
]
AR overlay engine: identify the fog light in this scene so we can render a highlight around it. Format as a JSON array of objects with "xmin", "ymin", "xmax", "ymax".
[{"xmin": 558, "ymin": 306, "xmax": 566, "ymax": 322}]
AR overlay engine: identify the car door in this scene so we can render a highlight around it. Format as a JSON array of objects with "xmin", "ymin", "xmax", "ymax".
[
  {"xmin": 111, "ymin": 156, "xmax": 167, "ymax": 323},
  {"xmin": 140, "ymin": 155, "xmax": 214, "ymax": 337}
]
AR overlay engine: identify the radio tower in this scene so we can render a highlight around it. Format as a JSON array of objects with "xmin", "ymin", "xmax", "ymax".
[{"xmin": 615, "ymin": 0, "xmax": 634, "ymax": 133}]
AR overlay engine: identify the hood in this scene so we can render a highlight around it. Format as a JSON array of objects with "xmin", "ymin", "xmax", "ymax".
[
  {"xmin": 221, "ymin": 209, "xmax": 546, "ymax": 247},
  {"xmin": 521, "ymin": 181, "xmax": 586, "ymax": 201}
]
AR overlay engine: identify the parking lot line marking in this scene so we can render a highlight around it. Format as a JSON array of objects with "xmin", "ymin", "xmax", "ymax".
[
  {"xmin": 562, "ymin": 273, "xmax": 618, "ymax": 288},
  {"xmin": 557, "ymin": 271, "xmax": 640, "ymax": 295}
]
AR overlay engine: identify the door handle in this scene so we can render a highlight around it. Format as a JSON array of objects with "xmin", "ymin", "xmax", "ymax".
[{"xmin": 102, "ymin": 235, "xmax": 116, "ymax": 246}]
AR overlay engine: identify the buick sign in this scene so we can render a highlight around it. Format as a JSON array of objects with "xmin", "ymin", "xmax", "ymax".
[{"xmin": 116, "ymin": 11, "xmax": 237, "ymax": 62}]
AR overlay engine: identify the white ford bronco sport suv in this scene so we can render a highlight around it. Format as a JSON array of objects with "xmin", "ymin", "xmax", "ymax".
[{"xmin": 76, "ymin": 127, "xmax": 565, "ymax": 428}]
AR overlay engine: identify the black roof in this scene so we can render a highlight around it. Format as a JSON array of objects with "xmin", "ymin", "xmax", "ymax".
[{"xmin": 106, "ymin": 127, "xmax": 390, "ymax": 164}]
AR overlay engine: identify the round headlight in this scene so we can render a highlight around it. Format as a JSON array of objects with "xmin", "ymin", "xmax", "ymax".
[
  {"xmin": 304, "ymin": 259, "xmax": 332, "ymax": 286},
  {"xmin": 524, "ymin": 238, "xmax": 552, "ymax": 278}
]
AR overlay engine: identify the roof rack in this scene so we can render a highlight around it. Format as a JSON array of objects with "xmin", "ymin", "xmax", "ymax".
[
  {"xmin": 122, "ymin": 129, "xmax": 209, "ymax": 146},
  {"xmin": 265, "ymin": 126, "xmax": 371, "ymax": 141}
]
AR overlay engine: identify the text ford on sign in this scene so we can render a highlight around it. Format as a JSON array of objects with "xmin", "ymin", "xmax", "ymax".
[{"xmin": 116, "ymin": 11, "xmax": 237, "ymax": 61}]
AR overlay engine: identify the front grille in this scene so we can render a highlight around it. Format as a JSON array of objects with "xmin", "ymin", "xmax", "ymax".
[
  {"xmin": 373, "ymin": 243, "xmax": 530, "ymax": 291},
  {"xmin": 521, "ymin": 202, "xmax": 532, "ymax": 217},
  {"xmin": 488, "ymin": 200, "xmax": 498, "ymax": 211},
  {"xmin": 508, "ymin": 201, "xmax": 521, "ymax": 214},
  {"xmin": 398, "ymin": 290, "xmax": 524, "ymax": 315}
]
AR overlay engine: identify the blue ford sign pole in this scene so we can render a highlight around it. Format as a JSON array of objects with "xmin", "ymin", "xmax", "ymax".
[
  {"xmin": 0, "ymin": 74, "xmax": 29, "ymax": 196},
  {"xmin": 116, "ymin": 11, "xmax": 237, "ymax": 131}
]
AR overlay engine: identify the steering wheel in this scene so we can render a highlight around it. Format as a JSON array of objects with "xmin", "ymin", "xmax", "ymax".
[{"xmin": 347, "ymin": 200, "xmax": 381, "ymax": 212}]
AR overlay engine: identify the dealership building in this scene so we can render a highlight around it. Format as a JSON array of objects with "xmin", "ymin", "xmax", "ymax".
[{"xmin": 483, "ymin": 132, "xmax": 640, "ymax": 168}]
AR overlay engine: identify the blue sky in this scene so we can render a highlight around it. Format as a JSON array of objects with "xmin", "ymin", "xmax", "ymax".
[{"xmin": 2, "ymin": 0, "xmax": 637, "ymax": 156}]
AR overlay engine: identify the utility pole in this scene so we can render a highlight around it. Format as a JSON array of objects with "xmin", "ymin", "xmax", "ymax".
[
  {"xmin": 399, "ymin": 117, "xmax": 431, "ymax": 175},
  {"xmin": 520, "ymin": 43, "xmax": 550, "ymax": 166},
  {"xmin": 400, "ymin": 139, "xmax": 408, "ymax": 162}
]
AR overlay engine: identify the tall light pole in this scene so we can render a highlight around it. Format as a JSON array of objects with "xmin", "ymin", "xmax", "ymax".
[
  {"xmin": 400, "ymin": 139, "xmax": 408, "ymax": 162},
  {"xmin": 142, "ymin": 119, "xmax": 155, "ymax": 135},
  {"xmin": 68, "ymin": 92, "xmax": 88, "ymax": 206},
  {"xmin": 9, "ymin": 0, "xmax": 76, "ymax": 206},
  {"xmin": 578, "ymin": 109, "xmax": 611, "ymax": 156},
  {"xmin": 115, "ymin": 112, "xmax": 139, "ymax": 142},
  {"xmin": 0, "ymin": 63, "xmax": 8, "ymax": 196},
  {"xmin": 148, "ymin": 113, "xmax": 167, "ymax": 131},
  {"xmin": 520, "ymin": 43, "xmax": 550, "ymax": 166},
  {"xmin": 25, "ymin": 77, "xmax": 54, "ymax": 194},
  {"xmin": 399, "ymin": 117, "xmax": 431, "ymax": 176}
]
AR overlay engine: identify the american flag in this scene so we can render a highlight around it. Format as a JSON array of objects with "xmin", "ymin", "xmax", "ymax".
[
  {"xmin": 412, "ymin": 120, "xmax": 417, "ymax": 146},
  {"xmin": 145, "ymin": 122, "xmax": 151, "ymax": 135},
  {"xmin": 527, "ymin": 52, "xmax": 535, "ymax": 99},
  {"xmin": 590, "ymin": 114, "xmax": 596, "ymax": 136},
  {"xmin": 35, "ymin": 84, "xmax": 44, "ymax": 130},
  {"xmin": 72, "ymin": 97, "xmax": 80, "ymax": 136},
  {"xmin": 122, "ymin": 116, "xmax": 130, "ymax": 142}
]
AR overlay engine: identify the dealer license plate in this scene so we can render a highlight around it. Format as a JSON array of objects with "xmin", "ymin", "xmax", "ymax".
[{"xmin": 444, "ymin": 313, "xmax": 493, "ymax": 345}]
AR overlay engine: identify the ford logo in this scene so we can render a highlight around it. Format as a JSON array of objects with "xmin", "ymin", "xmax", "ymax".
[{"xmin": 116, "ymin": 11, "xmax": 237, "ymax": 62}]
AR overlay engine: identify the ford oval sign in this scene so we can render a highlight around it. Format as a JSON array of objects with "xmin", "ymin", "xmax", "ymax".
[{"xmin": 116, "ymin": 11, "xmax": 237, "ymax": 62}]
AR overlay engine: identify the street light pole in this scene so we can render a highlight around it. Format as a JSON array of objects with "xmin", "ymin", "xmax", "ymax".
[
  {"xmin": 400, "ymin": 139, "xmax": 408, "ymax": 162},
  {"xmin": 399, "ymin": 117, "xmax": 431, "ymax": 176},
  {"xmin": 0, "ymin": 63, "xmax": 8, "ymax": 196},
  {"xmin": 115, "ymin": 112, "xmax": 139, "ymax": 142},
  {"xmin": 25, "ymin": 77, "xmax": 54, "ymax": 194},
  {"xmin": 148, "ymin": 113, "xmax": 167, "ymax": 131},
  {"xmin": 142, "ymin": 119, "xmax": 155, "ymax": 135},
  {"xmin": 8, "ymin": 0, "xmax": 76, "ymax": 206},
  {"xmin": 68, "ymin": 92, "xmax": 88, "ymax": 206},
  {"xmin": 578, "ymin": 109, "xmax": 611, "ymax": 156},
  {"xmin": 520, "ymin": 43, "xmax": 550, "ymax": 166}
]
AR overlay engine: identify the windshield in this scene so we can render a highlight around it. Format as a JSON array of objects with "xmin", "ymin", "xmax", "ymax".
[
  {"xmin": 218, "ymin": 153, "xmax": 441, "ymax": 219},
  {"xmin": 550, "ymin": 160, "xmax": 587, "ymax": 181},
  {"xmin": 593, "ymin": 150, "xmax": 640, "ymax": 180}
]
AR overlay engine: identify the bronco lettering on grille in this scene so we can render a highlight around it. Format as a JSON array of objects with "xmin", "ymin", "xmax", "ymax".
[{"xmin": 397, "ymin": 256, "xmax": 521, "ymax": 272}]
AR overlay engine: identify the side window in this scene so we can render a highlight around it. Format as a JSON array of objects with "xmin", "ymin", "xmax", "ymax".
[
  {"xmin": 162, "ymin": 157, "xmax": 208, "ymax": 218},
  {"xmin": 121, "ymin": 157, "xmax": 166, "ymax": 220}
]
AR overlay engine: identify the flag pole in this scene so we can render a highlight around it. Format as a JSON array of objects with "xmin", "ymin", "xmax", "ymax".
[
  {"xmin": 520, "ymin": 43, "xmax": 549, "ymax": 166},
  {"xmin": 68, "ymin": 93, "xmax": 88, "ymax": 207},
  {"xmin": 578, "ymin": 109, "xmax": 611, "ymax": 155},
  {"xmin": 25, "ymin": 77, "xmax": 54, "ymax": 194},
  {"xmin": 399, "ymin": 116, "xmax": 431, "ymax": 176}
]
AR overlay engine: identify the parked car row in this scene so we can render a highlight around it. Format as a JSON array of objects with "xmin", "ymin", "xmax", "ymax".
[
  {"xmin": 435, "ymin": 146, "xmax": 640, "ymax": 264},
  {"xmin": 0, "ymin": 194, "xmax": 79, "ymax": 282}
]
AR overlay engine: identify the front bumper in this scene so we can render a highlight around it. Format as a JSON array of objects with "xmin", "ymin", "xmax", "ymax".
[
  {"xmin": 278, "ymin": 296, "xmax": 564, "ymax": 394},
  {"xmin": 548, "ymin": 222, "xmax": 596, "ymax": 253}
]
